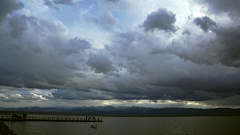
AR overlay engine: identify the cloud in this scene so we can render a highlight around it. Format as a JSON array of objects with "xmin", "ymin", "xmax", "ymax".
[
  {"xmin": 87, "ymin": 54, "xmax": 114, "ymax": 74},
  {"xmin": 99, "ymin": 10, "xmax": 120, "ymax": 31},
  {"xmin": 194, "ymin": 16, "xmax": 217, "ymax": 32},
  {"xmin": 104, "ymin": 0, "xmax": 120, "ymax": 3},
  {"xmin": 70, "ymin": 37, "xmax": 91, "ymax": 50},
  {"xmin": 44, "ymin": 0, "xmax": 59, "ymax": 10},
  {"xmin": 0, "ymin": 0, "xmax": 23, "ymax": 23},
  {"xmin": 8, "ymin": 15, "xmax": 37, "ymax": 38},
  {"xmin": 0, "ymin": 13, "xmax": 86, "ymax": 89},
  {"xmin": 0, "ymin": 93, "xmax": 9, "ymax": 100},
  {"xmin": 163, "ymin": 23, "xmax": 240, "ymax": 67},
  {"xmin": 196, "ymin": 0, "xmax": 240, "ymax": 18},
  {"xmin": 203, "ymin": 95, "xmax": 240, "ymax": 108},
  {"xmin": 51, "ymin": 89, "xmax": 112, "ymax": 100},
  {"xmin": 141, "ymin": 8, "xmax": 177, "ymax": 32},
  {"xmin": 44, "ymin": 0, "xmax": 74, "ymax": 10},
  {"xmin": 53, "ymin": 0, "xmax": 74, "ymax": 6},
  {"xmin": 1, "ymin": 0, "xmax": 240, "ymax": 108},
  {"xmin": 0, "ymin": 87, "xmax": 53, "ymax": 102},
  {"xmin": 102, "ymin": 29, "xmax": 240, "ymax": 102},
  {"xmin": 2, "ymin": 100, "xmax": 20, "ymax": 103},
  {"xmin": 211, "ymin": 26, "xmax": 240, "ymax": 67},
  {"xmin": 82, "ymin": 14, "xmax": 99, "ymax": 25}
]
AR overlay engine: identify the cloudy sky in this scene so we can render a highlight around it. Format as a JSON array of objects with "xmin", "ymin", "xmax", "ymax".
[{"xmin": 0, "ymin": 0, "xmax": 240, "ymax": 108}]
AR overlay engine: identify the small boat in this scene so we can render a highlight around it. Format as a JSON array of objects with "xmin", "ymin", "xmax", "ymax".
[{"xmin": 90, "ymin": 123, "xmax": 97, "ymax": 129}]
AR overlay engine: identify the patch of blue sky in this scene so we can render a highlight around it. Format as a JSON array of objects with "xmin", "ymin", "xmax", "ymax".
[
  {"xmin": 87, "ymin": 3, "xmax": 99, "ymax": 17},
  {"xmin": 38, "ymin": 89, "xmax": 52, "ymax": 92},
  {"xmin": 60, "ymin": 0, "xmax": 99, "ymax": 31},
  {"xmin": 111, "ymin": 10, "xmax": 139, "ymax": 27},
  {"xmin": 50, "ymin": 6, "xmax": 80, "ymax": 28},
  {"xmin": 78, "ymin": 0, "xmax": 99, "ymax": 20},
  {"xmin": 15, "ymin": 91, "xmax": 28, "ymax": 93},
  {"xmin": 15, "ymin": 89, "xmax": 51, "ymax": 94},
  {"xmin": 111, "ymin": 11, "xmax": 126, "ymax": 25}
]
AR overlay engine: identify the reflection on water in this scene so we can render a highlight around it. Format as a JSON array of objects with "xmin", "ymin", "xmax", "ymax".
[{"xmin": 4, "ymin": 115, "xmax": 240, "ymax": 135}]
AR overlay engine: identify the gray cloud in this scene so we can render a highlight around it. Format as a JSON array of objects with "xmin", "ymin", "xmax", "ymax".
[
  {"xmin": 51, "ymin": 89, "xmax": 112, "ymax": 100},
  {"xmin": 44, "ymin": 0, "xmax": 59, "ymax": 10},
  {"xmin": 0, "ymin": 13, "xmax": 87, "ymax": 90},
  {"xmin": 0, "ymin": 0, "xmax": 23, "ymax": 23},
  {"xmin": 99, "ymin": 10, "xmax": 120, "ymax": 31},
  {"xmin": 182, "ymin": 29, "xmax": 190, "ymax": 35},
  {"xmin": 1, "ymin": 0, "xmax": 240, "ymax": 108},
  {"xmin": 70, "ymin": 37, "xmax": 91, "ymax": 50},
  {"xmin": 53, "ymin": 37, "xmax": 92, "ymax": 56},
  {"xmin": 53, "ymin": 0, "xmax": 74, "ymax": 6},
  {"xmin": 194, "ymin": 16, "xmax": 217, "ymax": 32},
  {"xmin": 44, "ymin": 0, "xmax": 74, "ymax": 10},
  {"xmin": 142, "ymin": 8, "xmax": 177, "ymax": 32},
  {"xmin": 8, "ymin": 15, "xmax": 37, "ymax": 38},
  {"xmin": 212, "ymin": 26, "xmax": 240, "ymax": 67},
  {"xmin": 202, "ymin": 95, "xmax": 240, "ymax": 108},
  {"xmin": 2, "ymin": 100, "xmax": 20, "ymax": 103},
  {"xmin": 87, "ymin": 54, "xmax": 114, "ymax": 74},
  {"xmin": 1, "ymin": 11, "xmax": 240, "ymax": 106},
  {"xmin": 164, "ymin": 23, "xmax": 240, "ymax": 67},
  {"xmin": 102, "ymin": 30, "xmax": 240, "ymax": 103},
  {"xmin": 196, "ymin": 0, "xmax": 240, "ymax": 18}
]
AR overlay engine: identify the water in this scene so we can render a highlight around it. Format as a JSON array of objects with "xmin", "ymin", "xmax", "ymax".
[{"xmin": 3, "ymin": 115, "xmax": 240, "ymax": 135}]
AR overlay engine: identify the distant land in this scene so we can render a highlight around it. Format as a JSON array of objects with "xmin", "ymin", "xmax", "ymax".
[{"xmin": 0, "ymin": 106, "xmax": 240, "ymax": 117}]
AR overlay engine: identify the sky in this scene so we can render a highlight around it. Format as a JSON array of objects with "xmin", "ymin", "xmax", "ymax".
[{"xmin": 0, "ymin": 0, "xmax": 240, "ymax": 109}]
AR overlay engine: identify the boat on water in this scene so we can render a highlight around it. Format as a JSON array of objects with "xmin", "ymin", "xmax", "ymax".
[{"xmin": 90, "ymin": 123, "xmax": 97, "ymax": 129}]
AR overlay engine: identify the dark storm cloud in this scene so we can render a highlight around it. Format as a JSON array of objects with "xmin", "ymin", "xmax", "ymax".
[
  {"xmin": 8, "ymin": 15, "xmax": 27, "ymax": 38},
  {"xmin": 193, "ymin": 16, "xmax": 217, "ymax": 32},
  {"xmin": 102, "ymin": 29, "xmax": 240, "ymax": 104},
  {"xmin": 2, "ymin": 100, "xmax": 20, "ymax": 103},
  {"xmin": 142, "ymin": 8, "xmax": 177, "ymax": 32},
  {"xmin": 1, "ymin": 0, "xmax": 240, "ymax": 109},
  {"xmin": 87, "ymin": 54, "xmax": 114, "ymax": 74},
  {"xmin": 202, "ymin": 95, "xmax": 240, "ymax": 108},
  {"xmin": 51, "ymin": 89, "xmax": 112, "ymax": 100},
  {"xmin": 100, "ymin": 82, "xmax": 235, "ymax": 101},
  {"xmin": 46, "ymin": 81, "xmax": 233, "ymax": 102},
  {"xmin": 0, "ymin": 12, "xmax": 89, "ymax": 90},
  {"xmin": 164, "ymin": 24, "xmax": 240, "ymax": 67},
  {"xmin": 142, "ymin": 88, "xmax": 233, "ymax": 101},
  {"xmin": 0, "ymin": 0, "xmax": 23, "ymax": 23},
  {"xmin": 196, "ymin": 0, "xmax": 240, "ymax": 18},
  {"xmin": 211, "ymin": 26, "xmax": 240, "ymax": 67},
  {"xmin": 110, "ymin": 71, "xmax": 239, "ymax": 101},
  {"xmin": 151, "ymin": 70, "xmax": 240, "ymax": 95}
]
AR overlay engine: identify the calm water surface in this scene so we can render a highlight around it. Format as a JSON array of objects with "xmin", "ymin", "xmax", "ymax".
[{"xmin": 4, "ymin": 115, "xmax": 240, "ymax": 135}]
